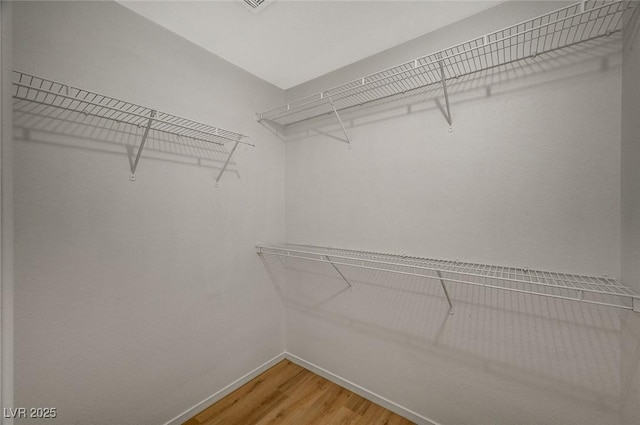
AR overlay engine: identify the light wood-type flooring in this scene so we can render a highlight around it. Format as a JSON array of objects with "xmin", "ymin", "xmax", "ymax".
[{"xmin": 183, "ymin": 359, "xmax": 415, "ymax": 425}]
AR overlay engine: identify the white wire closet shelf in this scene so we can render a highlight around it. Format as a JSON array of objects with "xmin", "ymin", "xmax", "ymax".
[
  {"xmin": 256, "ymin": 244, "xmax": 640, "ymax": 312},
  {"xmin": 258, "ymin": 0, "xmax": 635, "ymax": 131},
  {"xmin": 13, "ymin": 70, "xmax": 251, "ymax": 183}
]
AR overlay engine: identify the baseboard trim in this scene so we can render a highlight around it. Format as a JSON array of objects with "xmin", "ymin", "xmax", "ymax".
[
  {"xmin": 284, "ymin": 352, "xmax": 441, "ymax": 425},
  {"xmin": 161, "ymin": 352, "xmax": 286, "ymax": 425},
  {"xmin": 162, "ymin": 351, "xmax": 440, "ymax": 425}
]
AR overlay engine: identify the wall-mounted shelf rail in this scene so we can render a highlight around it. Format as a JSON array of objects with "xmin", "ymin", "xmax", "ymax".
[
  {"xmin": 257, "ymin": 244, "xmax": 640, "ymax": 312},
  {"xmin": 13, "ymin": 71, "xmax": 251, "ymax": 182},
  {"xmin": 257, "ymin": 0, "xmax": 634, "ymax": 132}
]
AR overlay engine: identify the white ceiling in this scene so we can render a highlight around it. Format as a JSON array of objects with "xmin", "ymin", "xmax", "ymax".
[{"xmin": 119, "ymin": 1, "xmax": 502, "ymax": 89}]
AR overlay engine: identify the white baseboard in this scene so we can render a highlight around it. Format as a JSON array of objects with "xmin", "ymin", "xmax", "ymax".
[
  {"xmin": 162, "ymin": 352, "xmax": 286, "ymax": 425},
  {"xmin": 162, "ymin": 351, "xmax": 440, "ymax": 425},
  {"xmin": 284, "ymin": 352, "xmax": 441, "ymax": 425}
]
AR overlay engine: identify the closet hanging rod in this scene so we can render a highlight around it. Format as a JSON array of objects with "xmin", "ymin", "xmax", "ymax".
[
  {"xmin": 257, "ymin": 244, "xmax": 640, "ymax": 312},
  {"xmin": 258, "ymin": 0, "xmax": 634, "ymax": 126}
]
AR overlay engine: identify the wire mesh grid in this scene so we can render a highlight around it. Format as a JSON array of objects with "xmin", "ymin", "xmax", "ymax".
[
  {"xmin": 13, "ymin": 71, "xmax": 248, "ymax": 145},
  {"xmin": 257, "ymin": 244, "xmax": 640, "ymax": 310},
  {"xmin": 12, "ymin": 99, "xmax": 234, "ymax": 164},
  {"xmin": 259, "ymin": 0, "xmax": 633, "ymax": 126}
]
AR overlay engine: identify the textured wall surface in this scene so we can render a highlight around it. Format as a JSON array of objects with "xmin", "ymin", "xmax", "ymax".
[
  {"xmin": 1, "ymin": 2, "xmax": 15, "ymax": 422},
  {"xmin": 282, "ymin": 2, "xmax": 625, "ymax": 424},
  {"xmin": 622, "ymin": 4, "xmax": 640, "ymax": 293},
  {"xmin": 620, "ymin": 7, "xmax": 640, "ymax": 425},
  {"xmin": 12, "ymin": 2, "xmax": 285, "ymax": 424},
  {"xmin": 9, "ymin": 1, "xmax": 639, "ymax": 425}
]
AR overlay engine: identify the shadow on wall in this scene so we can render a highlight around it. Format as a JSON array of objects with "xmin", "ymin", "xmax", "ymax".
[
  {"xmin": 12, "ymin": 97, "xmax": 240, "ymax": 180},
  {"xmin": 621, "ymin": 312, "xmax": 640, "ymax": 424},
  {"xmin": 620, "ymin": 7, "xmax": 640, "ymax": 425},
  {"xmin": 274, "ymin": 35, "xmax": 623, "ymax": 144},
  {"xmin": 260, "ymin": 252, "xmax": 626, "ymax": 417}
]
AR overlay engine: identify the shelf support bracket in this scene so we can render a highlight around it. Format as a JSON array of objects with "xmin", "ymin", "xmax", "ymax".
[
  {"xmin": 258, "ymin": 117, "xmax": 287, "ymax": 142},
  {"xmin": 215, "ymin": 138, "xmax": 241, "ymax": 187},
  {"xmin": 438, "ymin": 61, "xmax": 453, "ymax": 132},
  {"xmin": 326, "ymin": 94, "xmax": 351, "ymax": 145},
  {"xmin": 633, "ymin": 298, "xmax": 640, "ymax": 313},
  {"xmin": 130, "ymin": 110, "xmax": 156, "ymax": 180},
  {"xmin": 436, "ymin": 270, "xmax": 454, "ymax": 312},
  {"xmin": 325, "ymin": 255, "xmax": 353, "ymax": 289}
]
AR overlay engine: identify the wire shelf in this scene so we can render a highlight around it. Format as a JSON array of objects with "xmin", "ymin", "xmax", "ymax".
[
  {"xmin": 257, "ymin": 244, "xmax": 640, "ymax": 312},
  {"xmin": 13, "ymin": 70, "xmax": 251, "ymax": 182},
  {"xmin": 258, "ymin": 0, "xmax": 634, "ymax": 127}
]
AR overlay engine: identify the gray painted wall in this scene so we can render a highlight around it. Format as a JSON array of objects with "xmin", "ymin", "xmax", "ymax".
[
  {"xmin": 8, "ymin": 1, "xmax": 640, "ymax": 424},
  {"xmin": 620, "ymin": 6, "xmax": 640, "ymax": 425},
  {"xmin": 1, "ymin": 2, "xmax": 15, "ymax": 424},
  {"xmin": 12, "ymin": 2, "xmax": 285, "ymax": 424},
  {"xmin": 283, "ymin": 2, "xmax": 625, "ymax": 424}
]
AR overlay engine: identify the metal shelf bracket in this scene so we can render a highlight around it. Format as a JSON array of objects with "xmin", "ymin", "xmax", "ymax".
[
  {"xmin": 130, "ymin": 110, "xmax": 156, "ymax": 181},
  {"xmin": 325, "ymin": 255, "xmax": 353, "ymax": 290},
  {"xmin": 326, "ymin": 94, "xmax": 351, "ymax": 145},
  {"xmin": 438, "ymin": 61, "xmax": 453, "ymax": 131},
  {"xmin": 256, "ymin": 244, "xmax": 640, "ymax": 312},
  {"xmin": 436, "ymin": 270, "xmax": 454, "ymax": 313},
  {"xmin": 215, "ymin": 138, "xmax": 242, "ymax": 187},
  {"xmin": 257, "ymin": 117, "xmax": 287, "ymax": 142}
]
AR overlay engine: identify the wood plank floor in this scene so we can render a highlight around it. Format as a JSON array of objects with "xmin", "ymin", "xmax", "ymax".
[{"xmin": 183, "ymin": 360, "xmax": 415, "ymax": 425}]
